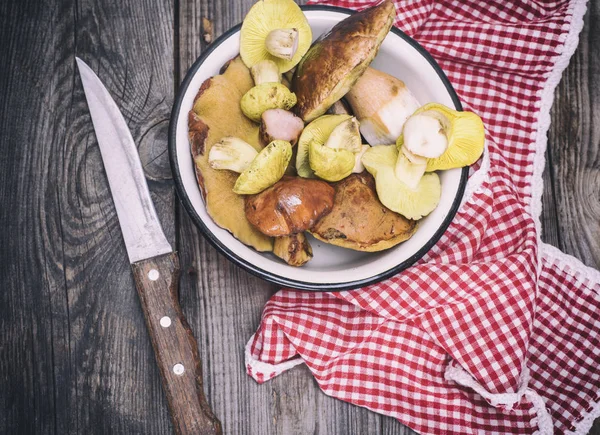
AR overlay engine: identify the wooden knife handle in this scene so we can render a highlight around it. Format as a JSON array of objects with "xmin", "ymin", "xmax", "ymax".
[{"xmin": 131, "ymin": 252, "xmax": 222, "ymax": 435}]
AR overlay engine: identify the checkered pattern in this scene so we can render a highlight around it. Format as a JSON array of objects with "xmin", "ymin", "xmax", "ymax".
[{"xmin": 247, "ymin": 1, "xmax": 599, "ymax": 434}]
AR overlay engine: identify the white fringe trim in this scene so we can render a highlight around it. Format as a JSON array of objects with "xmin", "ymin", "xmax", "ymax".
[
  {"xmin": 516, "ymin": 0, "xmax": 592, "ymax": 431},
  {"xmin": 445, "ymin": 364, "xmax": 554, "ymax": 434},
  {"xmin": 541, "ymin": 242, "xmax": 600, "ymax": 287},
  {"xmin": 444, "ymin": 363, "xmax": 530, "ymax": 408},
  {"xmin": 245, "ymin": 334, "xmax": 304, "ymax": 381},
  {"xmin": 526, "ymin": 390, "xmax": 555, "ymax": 435},
  {"xmin": 460, "ymin": 141, "xmax": 491, "ymax": 208},
  {"xmin": 564, "ymin": 397, "xmax": 600, "ymax": 435},
  {"xmin": 447, "ymin": 0, "xmax": 593, "ymax": 431}
]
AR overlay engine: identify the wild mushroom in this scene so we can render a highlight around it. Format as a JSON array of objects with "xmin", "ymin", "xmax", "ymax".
[
  {"xmin": 310, "ymin": 173, "xmax": 417, "ymax": 252},
  {"xmin": 259, "ymin": 109, "xmax": 304, "ymax": 146},
  {"xmin": 240, "ymin": 0, "xmax": 312, "ymax": 73},
  {"xmin": 250, "ymin": 59, "xmax": 281, "ymax": 85},
  {"xmin": 414, "ymin": 103, "xmax": 485, "ymax": 172},
  {"xmin": 273, "ymin": 233, "xmax": 313, "ymax": 267},
  {"xmin": 234, "ymin": 140, "xmax": 292, "ymax": 194},
  {"xmin": 208, "ymin": 137, "xmax": 258, "ymax": 172},
  {"xmin": 352, "ymin": 145, "xmax": 371, "ymax": 173},
  {"xmin": 188, "ymin": 56, "xmax": 272, "ymax": 252},
  {"xmin": 208, "ymin": 137, "xmax": 292, "ymax": 194},
  {"xmin": 240, "ymin": 82, "xmax": 297, "ymax": 122},
  {"xmin": 295, "ymin": 114, "xmax": 362, "ymax": 182},
  {"xmin": 292, "ymin": 1, "xmax": 395, "ymax": 122},
  {"xmin": 245, "ymin": 176, "xmax": 335, "ymax": 237},
  {"xmin": 361, "ymin": 145, "xmax": 441, "ymax": 220},
  {"xmin": 309, "ymin": 116, "xmax": 363, "ymax": 181},
  {"xmin": 324, "ymin": 117, "xmax": 361, "ymax": 152},
  {"xmin": 394, "ymin": 103, "xmax": 486, "ymax": 187},
  {"xmin": 345, "ymin": 67, "xmax": 420, "ymax": 146},
  {"xmin": 309, "ymin": 140, "xmax": 356, "ymax": 182},
  {"xmin": 295, "ymin": 114, "xmax": 353, "ymax": 178}
]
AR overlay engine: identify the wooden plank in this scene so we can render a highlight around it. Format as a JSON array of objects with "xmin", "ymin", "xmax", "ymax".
[
  {"xmin": 545, "ymin": 3, "xmax": 600, "ymax": 434},
  {"xmin": 541, "ymin": 149, "xmax": 562, "ymax": 248},
  {"xmin": 546, "ymin": 2, "xmax": 600, "ymax": 270},
  {"xmin": 0, "ymin": 2, "xmax": 80, "ymax": 433},
  {"xmin": 0, "ymin": 0, "xmax": 177, "ymax": 433},
  {"xmin": 175, "ymin": 0, "xmax": 413, "ymax": 433}
]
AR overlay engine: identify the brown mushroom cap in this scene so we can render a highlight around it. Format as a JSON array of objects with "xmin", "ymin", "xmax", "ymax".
[
  {"xmin": 245, "ymin": 176, "xmax": 335, "ymax": 237},
  {"xmin": 188, "ymin": 57, "xmax": 273, "ymax": 252},
  {"xmin": 310, "ymin": 172, "xmax": 418, "ymax": 252},
  {"xmin": 292, "ymin": 0, "xmax": 395, "ymax": 122}
]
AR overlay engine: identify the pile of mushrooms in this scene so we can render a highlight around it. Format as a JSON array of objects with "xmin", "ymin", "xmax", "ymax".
[{"xmin": 195, "ymin": 0, "xmax": 486, "ymax": 266}]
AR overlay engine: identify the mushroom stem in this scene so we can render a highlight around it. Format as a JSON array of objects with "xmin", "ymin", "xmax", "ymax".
[
  {"xmin": 402, "ymin": 113, "xmax": 448, "ymax": 158},
  {"xmin": 273, "ymin": 233, "xmax": 313, "ymax": 267},
  {"xmin": 352, "ymin": 145, "xmax": 371, "ymax": 173},
  {"xmin": 251, "ymin": 60, "xmax": 281, "ymax": 85},
  {"xmin": 345, "ymin": 67, "xmax": 420, "ymax": 146},
  {"xmin": 394, "ymin": 146, "xmax": 427, "ymax": 189},
  {"xmin": 265, "ymin": 28, "xmax": 299, "ymax": 60}
]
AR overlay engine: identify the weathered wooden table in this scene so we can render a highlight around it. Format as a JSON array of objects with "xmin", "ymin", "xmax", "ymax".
[{"xmin": 1, "ymin": 0, "xmax": 598, "ymax": 433}]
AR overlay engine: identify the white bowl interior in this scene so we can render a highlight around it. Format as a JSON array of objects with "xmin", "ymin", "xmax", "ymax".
[{"xmin": 174, "ymin": 9, "xmax": 462, "ymax": 286}]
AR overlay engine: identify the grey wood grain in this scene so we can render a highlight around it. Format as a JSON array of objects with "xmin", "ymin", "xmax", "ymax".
[
  {"xmin": 0, "ymin": 0, "xmax": 176, "ymax": 433},
  {"xmin": 544, "ymin": 0, "xmax": 600, "ymax": 270},
  {"xmin": 0, "ymin": 0, "xmax": 598, "ymax": 434},
  {"xmin": 543, "ymin": 3, "xmax": 600, "ymax": 434}
]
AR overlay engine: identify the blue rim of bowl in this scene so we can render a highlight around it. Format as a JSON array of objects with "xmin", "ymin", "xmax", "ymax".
[{"xmin": 169, "ymin": 5, "xmax": 468, "ymax": 292}]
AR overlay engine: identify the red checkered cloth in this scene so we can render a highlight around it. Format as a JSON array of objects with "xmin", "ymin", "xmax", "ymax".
[{"xmin": 246, "ymin": 1, "xmax": 600, "ymax": 434}]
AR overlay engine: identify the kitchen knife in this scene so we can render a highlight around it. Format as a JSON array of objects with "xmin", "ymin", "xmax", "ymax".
[{"xmin": 76, "ymin": 57, "xmax": 221, "ymax": 435}]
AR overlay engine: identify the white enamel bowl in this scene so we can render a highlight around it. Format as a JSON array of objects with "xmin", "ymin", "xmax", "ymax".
[{"xmin": 169, "ymin": 6, "xmax": 467, "ymax": 291}]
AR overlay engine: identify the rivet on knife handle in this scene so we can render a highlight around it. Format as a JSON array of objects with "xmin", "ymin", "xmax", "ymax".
[{"xmin": 131, "ymin": 252, "xmax": 222, "ymax": 435}]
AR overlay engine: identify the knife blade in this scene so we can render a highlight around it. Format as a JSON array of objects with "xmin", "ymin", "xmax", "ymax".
[{"xmin": 76, "ymin": 57, "xmax": 221, "ymax": 435}]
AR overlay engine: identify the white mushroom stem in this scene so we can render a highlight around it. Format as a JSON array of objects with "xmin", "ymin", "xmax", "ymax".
[
  {"xmin": 401, "ymin": 145, "xmax": 427, "ymax": 165},
  {"xmin": 394, "ymin": 148, "xmax": 427, "ymax": 189},
  {"xmin": 265, "ymin": 28, "xmax": 299, "ymax": 60},
  {"xmin": 251, "ymin": 60, "xmax": 281, "ymax": 85},
  {"xmin": 352, "ymin": 145, "xmax": 371, "ymax": 173},
  {"xmin": 402, "ymin": 113, "xmax": 448, "ymax": 158},
  {"xmin": 345, "ymin": 67, "xmax": 420, "ymax": 146}
]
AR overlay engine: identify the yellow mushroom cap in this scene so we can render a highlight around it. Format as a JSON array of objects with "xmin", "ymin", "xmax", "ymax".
[
  {"xmin": 240, "ymin": 83, "xmax": 297, "ymax": 123},
  {"xmin": 240, "ymin": 0, "xmax": 312, "ymax": 73},
  {"xmin": 397, "ymin": 103, "xmax": 485, "ymax": 172},
  {"xmin": 309, "ymin": 140, "xmax": 355, "ymax": 182},
  {"xmin": 362, "ymin": 145, "xmax": 441, "ymax": 220},
  {"xmin": 296, "ymin": 114, "xmax": 352, "ymax": 178},
  {"xmin": 233, "ymin": 140, "xmax": 292, "ymax": 194}
]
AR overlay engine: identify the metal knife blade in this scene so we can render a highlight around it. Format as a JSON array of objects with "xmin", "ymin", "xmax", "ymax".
[{"xmin": 76, "ymin": 57, "xmax": 172, "ymax": 264}]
